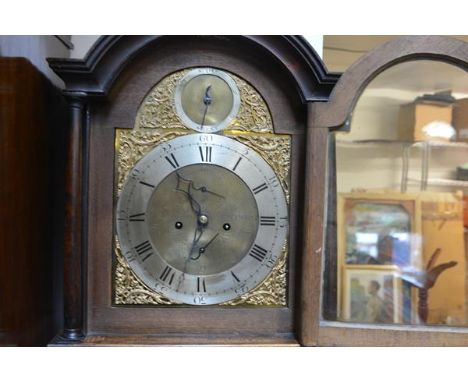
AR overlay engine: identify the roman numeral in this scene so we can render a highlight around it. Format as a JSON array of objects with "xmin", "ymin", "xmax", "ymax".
[
  {"xmin": 197, "ymin": 277, "xmax": 207, "ymax": 293},
  {"xmin": 164, "ymin": 153, "xmax": 179, "ymax": 169},
  {"xmin": 134, "ymin": 240, "xmax": 153, "ymax": 262},
  {"xmin": 252, "ymin": 183, "xmax": 268, "ymax": 194},
  {"xmin": 199, "ymin": 146, "xmax": 212, "ymax": 162},
  {"xmin": 160, "ymin": 266, "xmax": 175, "ymax": 285},
  {"xmin": 260, "ymin": 216, "xmax": 276, "ymax": 226},
  {"xmin": 232, "ymin": 157, "xmax": 242, "ymax": 171},
  {"xmin": 249, "ymin": 244, "xmax": 268, "ymax": 262},
  {"xmin": 139, "ymin": 181, "xmax": 155, "ymax": 188},
  {"xmin": 231, "ymin": 271, "xmax": 240, "ymax": 283},
  {"xmin": 129, "ymin": 213, "xmax": 145, "ymax": 222}
]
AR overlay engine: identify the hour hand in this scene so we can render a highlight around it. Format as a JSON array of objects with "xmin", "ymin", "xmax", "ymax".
[{"xmin": 175, "ymin": 172, "xmax": 201, "ymax": 216}]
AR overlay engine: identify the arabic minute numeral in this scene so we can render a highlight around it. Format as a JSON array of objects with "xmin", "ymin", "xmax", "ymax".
[
  {"xmin": 266, "ymin": 257, "xmax": 276, "ymax": 269},
  {"xmin": 268, "ymin": 176, "xmax": 279, "ymax": 188},
  {"xmin": 193, "ymin": 295, "xmax": 207, "ymax": 304},
  {"xmin": 235, "ymin": 285, "xmax": 249, "ymax": 295},
  {"xmin": 199, "ymin": 135, "xmax": 213, "ymax": 143},
  {"xmin": 130, "ymin": 168, "xmax": 141, "ymax": 180}
]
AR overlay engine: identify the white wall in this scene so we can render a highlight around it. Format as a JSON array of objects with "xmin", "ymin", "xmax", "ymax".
[
  {"xmin": 0, "ymin": 35, "xmax": 70, "ymax": 87},
  {"xmin": 70, "ymin": 35, "xmax": 101, "ymax": 59},
  {"xmin": 303, "ymin": 35, "xmax": 323, "ymax": 58}
]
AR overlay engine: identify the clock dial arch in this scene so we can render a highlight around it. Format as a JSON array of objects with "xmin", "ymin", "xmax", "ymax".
[{"xmin": 116, "ymin": 133, "xmax": 288, "ymax": 305}]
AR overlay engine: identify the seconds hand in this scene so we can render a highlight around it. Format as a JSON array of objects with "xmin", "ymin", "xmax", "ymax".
[{"xmin": 200, "ymin": 85, "xmax": 212, "ymax": 130}]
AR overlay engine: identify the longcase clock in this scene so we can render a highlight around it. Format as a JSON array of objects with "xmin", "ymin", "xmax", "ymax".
[{"xmin": 48, "ymin": 35, "xmax": 338, "ymax": 345}]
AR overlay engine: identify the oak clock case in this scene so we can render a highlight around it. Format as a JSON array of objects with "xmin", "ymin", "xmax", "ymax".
[{"xmin": 114, "ymin": 68, "xmax": 291, "ymax": 307}]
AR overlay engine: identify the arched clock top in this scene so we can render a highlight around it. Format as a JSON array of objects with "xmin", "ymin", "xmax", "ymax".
[
  {"xmin": 47, "ymin": 35, "xmax": 339, "ymax": 103},
  {"xmin": 314, "ymin": 36, "xmax": 468, "ymax": 131}
]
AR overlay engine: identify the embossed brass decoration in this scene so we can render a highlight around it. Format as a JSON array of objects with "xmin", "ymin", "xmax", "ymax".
[
  {"xmin": 114, "ymin": 68, "xmax": 289, "ymax": 306},
  {"xmin": 114, "ymin": 237, "xmax": 173, "ymax": 305},
  {"xmin": 221, "ymin": 243, "xmax": 288, "ymax": 306},
  {"xmin": 115, "ymin": 129, "xmax": 189, "ymax": 194},
  {"xmin": 134, "ymin": 70, "xmax": 190, "ymax": 131}
]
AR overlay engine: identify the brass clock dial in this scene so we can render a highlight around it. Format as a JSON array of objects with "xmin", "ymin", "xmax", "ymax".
[
  {"xmin": 174, "ymin": 68, "xmax": 241, "ymax": 133},
  {"xmin": 116, "ymin": 134, "xmax": 288, "ymax": 305}
]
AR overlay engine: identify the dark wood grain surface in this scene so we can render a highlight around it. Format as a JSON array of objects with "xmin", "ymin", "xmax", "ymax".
[
  {"xmin": 48, "ymin": 35, "xmax": 339, "ymax": 102},
  {"xmin": 298, "ymin": 104, "xmax": 329, "ymax": 346},
  {"xmin": 0, "ymin": 58, "xmax": 67, "ymax": 346}
]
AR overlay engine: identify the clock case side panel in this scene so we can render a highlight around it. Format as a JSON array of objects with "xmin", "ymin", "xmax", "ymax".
[
  {"xmin": 84, "ymin": 37, "xmax": 311, "ymax": 343},
  {"xmin": 0, "ymin": 58, "xmax": 67, "ymax": 346}
]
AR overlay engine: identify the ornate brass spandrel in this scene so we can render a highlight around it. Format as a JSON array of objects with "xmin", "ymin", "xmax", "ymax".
[
  {"xmin": 114, "ymin": 236, "xmax": 174, "ymax": 305},
  {"xmin": 230, "ymin": 77, "xmax": 273, "ymax": 133},
  {"xmin": 134, "ymin": 69, "xmax": 273, "ymax": 133},
  {"xmin": 221, "ymin": 242, "xmax": 288, "ymax": 306},
  {"xmin": 115, "ymin": 128, "xmax": 190, "ymax": 194},
  {"xmin": 134, "ymin": 70, "xmax": 189, "ymax": 130}
]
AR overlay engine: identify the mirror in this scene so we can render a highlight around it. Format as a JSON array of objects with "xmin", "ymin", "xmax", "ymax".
[{"xmin": 331, "ymin": 60, "xmax": 468, "ymax": 326}]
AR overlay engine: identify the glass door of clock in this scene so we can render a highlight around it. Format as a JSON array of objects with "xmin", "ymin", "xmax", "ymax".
[{"xmin": 325, "ymin": 59, "xmax": 468, "ymax": 327}]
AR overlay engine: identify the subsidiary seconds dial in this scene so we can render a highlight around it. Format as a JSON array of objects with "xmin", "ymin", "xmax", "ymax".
[
  {"xmin": 116, "ymin": 134, "xmax": 288, "ymax": 305},
  {"xmin": 174, "ymin": 68, "xmax": 240, "ymax": 133}
]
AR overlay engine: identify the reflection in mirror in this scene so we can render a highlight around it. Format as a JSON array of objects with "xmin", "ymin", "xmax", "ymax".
[{"xmin": 332, "ymin": 60, "xmax": 468, "ymax": 326}]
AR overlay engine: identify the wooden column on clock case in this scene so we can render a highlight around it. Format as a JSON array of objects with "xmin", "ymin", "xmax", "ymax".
[{"xmin": 58, "ymin": 93, "xmax": 87, "ymax": 342}]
